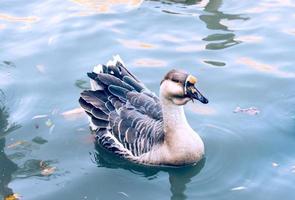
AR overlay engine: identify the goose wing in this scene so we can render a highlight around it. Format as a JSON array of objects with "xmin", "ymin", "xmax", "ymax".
[{"xmin": 79, "ymin": 56, "xmax": 164, "ymax": 159}]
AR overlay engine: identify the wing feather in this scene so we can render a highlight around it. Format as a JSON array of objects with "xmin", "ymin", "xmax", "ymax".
[{"xmin": 79, "ymin": 56, "xmax": 164, "ymax": 159}]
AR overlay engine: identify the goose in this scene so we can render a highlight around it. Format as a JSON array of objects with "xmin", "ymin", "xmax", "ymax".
[{"xmin": 79, "ymin": 55, "xmax": 209, "ymax": 166}]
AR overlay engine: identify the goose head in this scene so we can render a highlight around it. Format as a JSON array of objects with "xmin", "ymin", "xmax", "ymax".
[{"xmin": 160, "ymin": 69, "xmax": 208, "ymax": 105}]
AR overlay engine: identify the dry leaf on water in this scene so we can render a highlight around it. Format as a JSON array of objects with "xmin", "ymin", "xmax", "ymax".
[
  {"xmin": 7, "ymin": 141, "xmax": 26, "ymax": 149},
  {"xmin": 233, "ymin": 106, "xmax": 260, "ymax": 115},
  {"xmin": 4, "ymin": 193, "xmax": 21, "ymax": 200},
  {"xmin": 40, "ymin": 160, "xmax": 56, "ymax": 176}
]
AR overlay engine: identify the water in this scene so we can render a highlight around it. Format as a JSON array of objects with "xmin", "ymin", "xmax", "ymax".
[{"xmin": 1, "ymin": 0, "xmax": 295, "ymax": 199}]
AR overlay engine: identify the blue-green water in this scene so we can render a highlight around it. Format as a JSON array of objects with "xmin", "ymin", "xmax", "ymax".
[{"xmin": 1, "ymin": 0, "xmax": 295, "ymax": 199}]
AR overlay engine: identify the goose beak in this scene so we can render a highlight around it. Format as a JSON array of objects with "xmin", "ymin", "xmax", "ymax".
[{"xmin": 185, "ymin": 75, "xmax": 209, "ymax": 104}]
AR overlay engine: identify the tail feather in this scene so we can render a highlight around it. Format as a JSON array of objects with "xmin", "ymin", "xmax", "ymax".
[
  {"xmin": 90, "ymin": 64, "xmax": 104, "ymax": 90},
  {"xmin": 93, "ymin": 64, "xmax": 103, "ymax": 74},
  {"xmin": 82, "ymin": 55, "xmax": 145, "ymax": 133}
]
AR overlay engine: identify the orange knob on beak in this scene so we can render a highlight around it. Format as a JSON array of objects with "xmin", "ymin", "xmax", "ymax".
[{"xmin": 187, "ymin": 75, "xmax": 197, "ymax": 84}]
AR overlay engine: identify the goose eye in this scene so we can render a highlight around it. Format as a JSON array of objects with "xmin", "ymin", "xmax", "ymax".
[{"xmin": 172, "ymin": 79, "xmax": 180, "ymax": 83}]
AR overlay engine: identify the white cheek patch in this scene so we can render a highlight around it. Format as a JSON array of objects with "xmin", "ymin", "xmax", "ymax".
[
  {"xmin": 172, "ymin": 97, "xmax": 191, "ymax": 105},
  {"xmin": 165, "ymin": 81, "xmax": 184, "ymax": 96}
]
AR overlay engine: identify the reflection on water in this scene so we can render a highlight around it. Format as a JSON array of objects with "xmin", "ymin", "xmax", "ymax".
[
  {"xmin": 236, "ymin": 57, "xmax": 295, "ymax": 78},
  {"xmin": 0, "ymin": 92, "xmax": 58, "ymax": 199},
  {"xmin": 200, "ymin": 0, "xmax": 248, "ymax": 50},
  {"xmin": 0, "ymin": 102, "xmax": 20, "ymax": 199},
  {"xmin": 75, "ymin": 79, "xmax": 90, "ymax": 90},
  {"xmin": 0, "ymin": 24, "xmax": 6, "ymax": 30},
  {"xmin": 203, "ymin": 60, "xmax": 225, "ymax": 67},
  {"xmin": 235, "ymin": 35, "xmax": 263, "ymax": 43},
  {"xmin": 161, "ymin": 0, "xmax": 202, "ymax": 5},
  {"xmin": 15, "ymin": 159, "xmax": 57, "ymax": 178},
  {"xmin": 132, "ymin": 58, "xmax": 167, "ymax": 67},
  {"xmin": 0, "ymin": 13, "xmax": 39, "ymax": 23},
  {"xmin": 168, "ymin": 164, "xmax": 205, "ymax": 200},
  {"xmin": 70, "ymin": 0, "xmax": 143, "ymax": 14},
  {"xmin": 1, "ymin": 0, "xmax": 295, "ymax": 199},
  {"xmin": 203, "ymin": 33, "xmax": 239, "ymax": 50},
  {"xmin": 117, "ymin": 39, "xmax": 158, "ymax": 49},
  {"xmin": 93, "ymin": 143, "xmax": 205, "ymax": 200}
]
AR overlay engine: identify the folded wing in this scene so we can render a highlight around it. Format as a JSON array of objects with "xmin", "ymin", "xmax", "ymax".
[{"xmin": 79, "ymin": 56, "xmax": 164, "ymax": 158}]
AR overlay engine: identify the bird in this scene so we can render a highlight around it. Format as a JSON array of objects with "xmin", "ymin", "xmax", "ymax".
[{"xmin": 79, "ymin": 55, "xmax": 209, "ymax": 166}]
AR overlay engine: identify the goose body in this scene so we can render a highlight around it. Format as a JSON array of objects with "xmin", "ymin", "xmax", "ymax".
[{"xmin": 79, "ymin": 56, "xmax": 208, "ymax": 166}]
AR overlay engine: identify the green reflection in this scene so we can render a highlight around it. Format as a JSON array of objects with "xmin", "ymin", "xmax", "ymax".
[
  {"xmin": 200, "ymin": 0, "xmax": 249, "ymax": 50},
  {"xmin": 0, "ymin": 99, "xmax": 20, "ymax": 199},
  {"xmin": 94, "ymin": 143, "xmax": 205, "ymax": 200},
  {"xmin": 204, "ymin": 60, "xmax": 226, "ymax": 67},
  {"xmin": 75, "ymin": 79, "xmax": 90, "ymax": 90}
]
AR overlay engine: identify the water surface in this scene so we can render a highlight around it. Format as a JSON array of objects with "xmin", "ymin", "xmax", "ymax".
[{"xmin": 1, "ymin": 0, "xmax": 295, "ymax": 199}]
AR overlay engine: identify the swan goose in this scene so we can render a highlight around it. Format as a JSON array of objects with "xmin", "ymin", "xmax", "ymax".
[{"xmin": 79, "ymin": 55, "xmax": 209, "ymax": 166}]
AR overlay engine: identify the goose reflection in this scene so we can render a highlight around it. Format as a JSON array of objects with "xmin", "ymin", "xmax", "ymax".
[
  {"xmin": 93, "ymin": 143, "xmax": 205, "ymax": 200},
  {"xmin": 200, "ymin": 0, "xmax": 249, "ymax": 50},
  {"xmin": 0, "ymin": 98, "xmax": 20, "ymax": 199}
]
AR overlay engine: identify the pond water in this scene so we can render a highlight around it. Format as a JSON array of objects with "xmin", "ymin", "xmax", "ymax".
[{"xmin": 1, "ymin": 0, "xmax": 295, "ymax": 199}]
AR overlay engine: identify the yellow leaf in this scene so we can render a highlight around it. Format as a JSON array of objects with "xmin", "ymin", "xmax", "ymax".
[
  {"xmin": 4, "ymin": 193, "xmax": 20, "ymax": 200},
  {"xmin": 7, "ymin": 141, "xmax": 26, "ymax": 149}
]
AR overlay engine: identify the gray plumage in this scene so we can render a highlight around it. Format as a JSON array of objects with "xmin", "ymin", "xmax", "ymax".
[{"xmin": 79, "ymin": 59, "xmax": 164, "ymax": 162}]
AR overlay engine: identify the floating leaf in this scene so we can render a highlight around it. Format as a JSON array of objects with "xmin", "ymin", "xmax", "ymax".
[
  {"xmin": 41, "ymin": 166, "xmax": 56, "ymax": 176},
  {"xmin": 7, "ymin": 141, "xmax": 26, "ymax": 149},
  {"xmin": 233, "ymin": 106, "xmax": 260, "ymax": 115},
  {"xmin": 4, "ymin": 193, "xmax": 21, "ymax": 200},
  {"xmin": 40, "ymin": 160, "xmax": 56, "ymax": 176}
]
